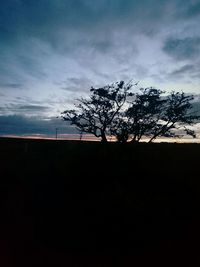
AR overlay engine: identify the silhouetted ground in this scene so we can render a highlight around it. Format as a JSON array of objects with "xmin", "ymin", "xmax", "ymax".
[{"xmin": 1, "ymin": 137, "xmax": 200, "ymax": 266}]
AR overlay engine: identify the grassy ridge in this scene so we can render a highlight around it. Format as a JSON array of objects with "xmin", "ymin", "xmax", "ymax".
[{"xmin": 1, "ymin": 137, "xmax": 200, "ymax": 265}]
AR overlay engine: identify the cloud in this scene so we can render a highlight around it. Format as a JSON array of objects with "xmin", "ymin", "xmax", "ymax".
[
  {"xmin": 18, "ymin": 105, "xmax": 49, "ymax": 111},
  {"xmin": 61, "ymin": 77, "xmax": 94, "ymax": 92},
  {"xmin": 0, "ymin": 102, "xmax": 51, "ymax": 116},
  {"xmin": 166, "ymin": 63, "xmax": 200, "ymax": 84},
  {"xmin": 0, "ymin": 0, "xmax": 176, "ymax": 43},
  {"xmin": 1, "ymin": 0, "xmax": 200, "ymax": 125},
  {"xmin": 191, "ymin": 96, "xmax": 200, "ymax": 116},
  {"xmin": 177, "ymin": 0, "xmax": 200, "ymax": 19},
  {"xmin": 0, "ymin": 0, "xmax": 188, "ymax": 58},
  {"xmin": 163, "ymin": 37, "xmax": 200, "ymax": 61},
  {"xmin": 170, "ymin": 65, "xmax": 195, "ymax": 76},
  {"xmin": 0, "ymin": 82, "xmax": 24, "ymax": 89},
  {"xmin": 0, "ymin": 115, "xmax": 76, "ymax": 136}
]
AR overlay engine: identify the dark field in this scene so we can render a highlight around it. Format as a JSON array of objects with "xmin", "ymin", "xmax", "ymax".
[{"xmin": 1, "ymin": 137, "xmax": 200, "ymax": 266}]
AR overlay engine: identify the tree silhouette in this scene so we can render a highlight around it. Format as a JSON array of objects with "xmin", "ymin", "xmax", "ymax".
[
  {"xmin": 62, "ymin": 81, "xmax": 199, "ymax": 142},
  {"xmin": 61, "ymin": 81, "xmax": 133, "ymax": 142},
  {"xmin": 148, "ymin": 91, "xmax": 199, "ymax": 142},
  {"xmin": 114, "ymin": 88, "xmax": 165, "ymax": 142},
  {"xmin": 126, "ymin": 88, "xmax": 199, "ymax": 142}
]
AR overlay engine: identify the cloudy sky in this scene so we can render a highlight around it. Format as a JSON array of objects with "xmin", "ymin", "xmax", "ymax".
[{"xmin": 0, "ymin": 0, "xmax": 200, "ymax": 137}]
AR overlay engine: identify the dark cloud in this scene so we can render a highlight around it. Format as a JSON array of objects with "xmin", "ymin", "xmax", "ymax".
[
  {"xmin": 163, "ymin": 37, "xmax": 200, "ymax": 60},
  {"xmin": 177, "ymin": 0, "xmax": 200, "ymax": 18},
  {"xmin": 0, "ymin": 56, "xmax": 26, "ymax": 90},
  {"xmin": 187, "ymin": 2, "xmax": 200, "ymax": 17},
  {"xmin": 0, "ymin": 0, "xmax": 173, "ymax": 42},
  {"xmin": 18, "ymin": 105, "xmax": 49, "ymax": 111},
  {"xmin": 61, "ymin": 77, "xmax": 94, "ymax": 92},
  {"xmin": 17, "ymin": 54, "xmax": 47, "ymax": 79},
  {"xmin": 0, "ymin": 103, "xmax": 51, "ymax": 116},
  {"xmin": 1, "ymin": 0, "xmax": 194, "ymax": 51},
  {"xmin": 170, "ymin": 65, "xmax": 194, "ymax": 76},
  {"xmin": 0, "ymin": 82, "xmax": 24, "ymax": 89},
  {"xmin": 172, "ymin": 64, "xmax": 194, "ymax": 75},
  {"xmin": 191, "ymin": 96, "xmax": 200, "ymax": 116},
  {"xmin": 0, "ymin": 0, "xmax": 199, "ymax": 55},
  {"xmin": 0, "ymin": 115, "xmax": 76, "ymax": 136},
  {"xmin": 1, "ymin": 0, "xmax": 200, "ymax": 128},
  {"xmin": 167, "ymin": 63, "xmax": 200, "ymax": 82}
]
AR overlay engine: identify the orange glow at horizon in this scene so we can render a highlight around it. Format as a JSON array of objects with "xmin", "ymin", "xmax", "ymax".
[{"xmin": 1, "ymin": 134, "xmax": 200, "ymax": 143}]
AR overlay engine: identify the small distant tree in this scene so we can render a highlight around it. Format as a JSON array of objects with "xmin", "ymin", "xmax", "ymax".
[{"xmin": 61, "ymin": 81, "xmax": 133, "ymax": 142}]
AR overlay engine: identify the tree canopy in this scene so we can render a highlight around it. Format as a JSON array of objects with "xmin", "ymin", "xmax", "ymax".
[{"xmin": 62, "ymin": 81, "xmax": 200, "ymax": 142}]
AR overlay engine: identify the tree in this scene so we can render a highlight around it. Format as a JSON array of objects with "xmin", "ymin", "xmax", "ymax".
[
  {"xmin": 125, "ymin": 88, "xmax": 200, "ymax": 143},
  {"xmin": 62, "ymin": 81, "xmax": 199, "ymax": 143},
  {"xmin": 61, "ymin": 81, "xmax": 133, "ymax": 142},
  {"xmin": 147, "ymin": 91, "xmax": 199, "ymax": 142},
  {"xmin": 116, "ymin": 88, "xmax": 166, "ymax": 142}
]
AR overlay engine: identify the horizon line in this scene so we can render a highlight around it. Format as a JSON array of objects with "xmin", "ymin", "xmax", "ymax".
[{"xmin": 1, "ymin": 134, "xmax": 200, "ymax": 143}]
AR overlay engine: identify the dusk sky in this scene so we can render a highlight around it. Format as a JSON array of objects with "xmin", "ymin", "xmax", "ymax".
[{"xmin": 0, "ymin": 0, "xmax": 200, "ymax": 137}]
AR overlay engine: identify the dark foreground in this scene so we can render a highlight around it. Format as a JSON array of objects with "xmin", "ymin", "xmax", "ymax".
[{"xmin": 1, "ymin": 137, "xmax": 200, "ymax": 266}]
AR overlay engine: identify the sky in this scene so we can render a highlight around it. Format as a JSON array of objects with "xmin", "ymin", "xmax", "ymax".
[{"xmin": 0, "ymin": 0, "xmax": 200, "ymax": 137}]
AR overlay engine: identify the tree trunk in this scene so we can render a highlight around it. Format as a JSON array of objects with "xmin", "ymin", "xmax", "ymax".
[
  {"xmin": 148, "ymin": 137, "xmax": 155, "ymax": 143},
  {"xmin": 130, "ymin": 138, "xmax": 139, "ymax": 143},
  {"xmin": 101, "ymin": 131, "xmax": 107, "ymax": 142},
  {"xmin": 130, "ymin": 134, "xmax": 138, "ymax": 143}
]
